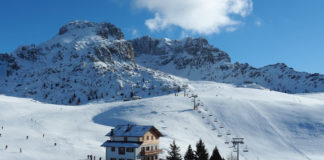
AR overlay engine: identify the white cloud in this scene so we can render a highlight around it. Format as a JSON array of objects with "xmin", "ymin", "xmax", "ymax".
[{"xmin": 134, "ymin": 0, "xmax": 253, "ymax": 34}]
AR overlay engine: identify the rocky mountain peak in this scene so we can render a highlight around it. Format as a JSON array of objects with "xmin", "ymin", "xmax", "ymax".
[{"xmin": 58, "ymin": 20, "xmax": 124, "ymax": 40}]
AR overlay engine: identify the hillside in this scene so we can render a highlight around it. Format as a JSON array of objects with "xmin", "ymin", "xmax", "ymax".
[
  {"xmin": 1, "ymin": 21, "xmax": 324, "ymax": 105},
  {"xmin": 0, "ymin": 21, "xmax": 186, "ymax": 105},
  {"xmin": 1, "ymin": 81, "xmax": 324, "ymax": 160},
  {"xmin": 131, "ymin": 36, "xmax": 324, "ymax": 93}
]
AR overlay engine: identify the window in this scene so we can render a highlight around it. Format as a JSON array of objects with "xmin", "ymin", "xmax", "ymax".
[
  {"xmin": 124, "ymin": 137, "xmax": 128, "ymax": 142},
  {"xmin": 111, "ymin": 147, "xmax": 115, "ymax": 152},
  {"xmin": 111, "ymin": 158, "xmax": 116, "ymax": 160},
  {"xmin": 119, "ymin": 159, "xmax": 125, "ymax": 160},
  {"xmin": 127, "ymin": 159, "xmax": 133, "ymax": 160},
  {"xmin": 155, "ymin": 146, "xmax": 158, "ymax": 150},
  {"xmin": 151, "ymin": 146, "xmax": 153, "ymax": 151},
  {"xmin": 155, "ymin": 155, "xmax": 158, "ymax": 160},
  {"xmin": 146, "ymin": 146, "xmax": 150, "ymax": 151},
  {"xmin": 118, "ymin": 147, "xmax": 125, "ymax": 155},
  {"xmin": 151, "ymin": 136, "xmax": 154, "ymax": 140},
  {"xmin": 147, "ymin": 136, "xmax": 149, "ymax": 140},
  {"xmin": 126, "ymin": 148, "xmax": 134, "ymax": 152},
  {"xmin": 141, "ymin": 147, "xmax": 145, "ymax": 152}
]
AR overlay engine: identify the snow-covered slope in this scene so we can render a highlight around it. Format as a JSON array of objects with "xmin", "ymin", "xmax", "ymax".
[
  {"xmin": 1, "ymin": 82, "xmax": 324, "ymax": 160},
  {"xmin": 0, "ymin": 21, "xmax": 186, "ymax": 105},
  {"xmin": 131, "ymin": 36, "xmax": 324, "ymax": 93}
]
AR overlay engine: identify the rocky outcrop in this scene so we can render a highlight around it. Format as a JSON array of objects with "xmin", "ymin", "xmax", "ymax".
[
  {"xmin": 132, "ymin": 36, "xmax": 324, "ymax": 93},
  {"xmin": 131, "ymin": 36, "xmax": 231, "ymax": 69},
  {"xmin": 58, "ymin": 20, "xmax": 124, "ymax": 40},
  {"xmin": 0, "ymin": 21, "xmax": 185, "ymax": 105}
]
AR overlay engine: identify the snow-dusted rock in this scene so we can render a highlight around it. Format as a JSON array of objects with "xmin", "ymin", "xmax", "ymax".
[
  {"xmin": 132, "ymin": 37, "xmax": 324, "ymax": 93},
  {"xmin": 0, "ymin": 21, "xmax": 185, "ymax": 105}
]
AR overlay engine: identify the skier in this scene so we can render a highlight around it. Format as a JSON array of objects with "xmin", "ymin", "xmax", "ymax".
[
  {"xmin": 43, "ymin": 133, "xmax": 45, "ymax": 138},
  {"xmin": 5, "ymin": 145, "xmax": 8, "ymax": 150},
  {"xmin": 26, "ymin": 136, "xmax": 29, "ymax": 140},
  {"xmin": 20, "ymin": 148, "xmax": 22, "ymax": 153},
  {"xmin": 0, "ymin": 133, "xmax": 2, "ymax": 137},
  {"xmin": 54, "ymin": 142, "xmax": 57, "ymax": 146}
]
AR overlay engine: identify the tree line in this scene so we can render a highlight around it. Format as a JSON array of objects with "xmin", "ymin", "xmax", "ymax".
[{"xmin": 166, "ymin": 139, "xmax": 224, "ymax": 160}]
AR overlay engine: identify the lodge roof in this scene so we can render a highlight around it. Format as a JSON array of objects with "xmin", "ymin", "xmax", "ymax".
[
  {"xmin": 106, "ymin": 125, "xmax": 163, "ymax": 137},
  {"xmin": 101, "ymin": 141, "xmax": 142, "ymax": 148}
]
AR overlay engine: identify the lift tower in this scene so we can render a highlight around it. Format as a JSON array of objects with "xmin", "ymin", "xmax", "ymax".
[{"xmin": 232, "ymin": 138, "xmax": 244, "ymax": 160}]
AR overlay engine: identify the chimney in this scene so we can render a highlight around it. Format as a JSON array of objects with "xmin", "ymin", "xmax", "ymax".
[{"xmin": 111, "ymin": 129, "xmax": 114, "ymax": 136}]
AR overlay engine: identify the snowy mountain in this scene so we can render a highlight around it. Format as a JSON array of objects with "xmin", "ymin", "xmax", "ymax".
[
  {"xmin": 1, "ymin": 20, "xmax": 324, "ymax": 105},
  {"xmin": 131, "ymin": 36, "xmax": 324, "ymax": 93},
  {"xmin": 1, "ymin": 82, "xmax": 324, "ymax": 160},
  {"xmin": 1, "ymin": 20, "xmax": 324, "ymax": 160},
  {"xmin": 0, "ymin": 21, "xmax": 186, "ymax": 105}
]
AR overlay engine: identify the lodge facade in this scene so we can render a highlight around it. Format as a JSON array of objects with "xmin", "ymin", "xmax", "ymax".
[{"xmin": 102, "ymin": 125, "xmax": 163, "ymax": 160}]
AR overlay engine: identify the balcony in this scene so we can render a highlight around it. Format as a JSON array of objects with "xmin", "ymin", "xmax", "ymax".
[{"xmin": 141, "ymin": 149, "xmax": 163, "ymax": 156}]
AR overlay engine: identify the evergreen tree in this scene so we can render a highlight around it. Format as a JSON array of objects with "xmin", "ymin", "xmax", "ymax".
[
  {"xmin": 167, "ymin": 140, "xmax": 182, "ymax": 160},
  {"xmin": 184, "ymin": 145, "xmax": 195, "ymax": 160},
  {"xmin": 209, "ymin": 146, "xmax": 223, "ymax": 160},
  {"xmin": 195, "ymin": 139, "xmax": 208, "ymax": 160}
]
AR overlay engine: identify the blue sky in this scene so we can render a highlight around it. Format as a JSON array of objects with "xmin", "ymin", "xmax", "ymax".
[{"xmin": 1, "ymin": 0, "xmax": 323, "ymax": 73}]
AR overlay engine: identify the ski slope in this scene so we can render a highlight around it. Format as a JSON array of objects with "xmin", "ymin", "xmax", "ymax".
[{"xmin": 1, "ymin": 81, "xmax": 324, "ymax": 160}]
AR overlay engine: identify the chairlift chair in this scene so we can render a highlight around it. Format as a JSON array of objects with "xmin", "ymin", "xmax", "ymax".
[
  {"xmin": 226, "ymin": 130, "xmax": 231, "ymax": 135},
  {"xmin": 209, "ymin": 114, "xmax": 213, "ymax": 116},
  {"xmin": 217, "ymin": 131, "xmax": 222, "ymax": 137},
  {"xmin": 214, "ymin": 118, "xmax": 218, "ymax": 122},
  {"xmin": 220, "ymin": 124, "xmax": 224, "ymax": 128},
  {"xmin": 243, "ymin": 145, "xmax": 248, "ymax": 152}
]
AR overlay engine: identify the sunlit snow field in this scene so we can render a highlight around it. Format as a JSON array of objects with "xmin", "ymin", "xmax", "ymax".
[{"xmin": 1, "ymin": 81, "xmax": 324, "ymax": 160}]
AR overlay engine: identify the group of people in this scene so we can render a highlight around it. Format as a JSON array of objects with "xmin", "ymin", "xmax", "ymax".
[
  {"xmin": 87, "ymin": 155, "xmax": 102, "ymax": 160},
  {"xmin": 1, "ymin": 125, "xmax": 57, "ymax": 153}
]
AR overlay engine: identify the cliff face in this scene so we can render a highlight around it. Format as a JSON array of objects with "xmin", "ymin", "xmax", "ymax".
[
  {"xmin": 1, "ymin": 20, "xmax": 323, "ymax": 105},
  {"xmin": 0, "ymin": 21, "xmax": 185, "ymax": 105},
  {"xmin": 131, "ymin": 36, "xmax": 324, "ymax": 93}
]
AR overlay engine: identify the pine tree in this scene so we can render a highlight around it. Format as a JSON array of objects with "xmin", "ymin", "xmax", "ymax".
[
  {"xmin": 195, "ymin": 139, "xmax": 208, "ymax": 160},
  {"xmin": 167, "ymin": 140, "xmax": 182, "ymax": 160},
  {"xmin": 209, "ymin": 146, "xmax": 223, "ymax": 160},
  {"xmin": 184, "ymin": 145, "xmax": 195, "ymax": 160}
]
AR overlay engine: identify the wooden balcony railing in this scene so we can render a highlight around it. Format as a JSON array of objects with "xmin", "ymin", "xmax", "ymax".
[{"xmin": 141, "ymin": 149, "xmax": 162, "ymax": 156}]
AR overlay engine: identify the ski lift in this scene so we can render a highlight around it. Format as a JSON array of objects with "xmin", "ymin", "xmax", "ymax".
[
  {"xmin": 198, "ymin": 110, "xmax": 202, "ymax": 113},
  {"xmin": 212, "ymin": 127, "xmax": 216, "ymax": 131},
  {"xmin": 224, "ymin": 139, "xmax": 229, "ymax": 144},
  {"xmin": 219, "ymin": 124, "xmax": 224, "ymax": 128},
  {"xmin": 204, "ymin": 108, "xmax": 208, "ymax": 111},
  {"xmin": 209, "ymin": 114, "xmax": 213, "ymax": 116},
  {"xmin": 226, "ymin": 130, "xmax": 231, "ymax": 135},
  {"xmin": 243, "ymin": 145, "xmax": 248, "ymax": 152},
  {"xmin": 217, "ymin": 131, "xmax": 222, "ymax": 137},
  {"xmin": 202, "ymin": 116, "xmax": 205, "ymax": 119},
  {"xmin": 214, "ymin": 118, "xmax": 218, "ymax": 122}
]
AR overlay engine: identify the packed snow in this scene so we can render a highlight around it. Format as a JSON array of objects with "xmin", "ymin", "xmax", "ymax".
[{"xmin": 1, "ymin": 81, "xmax": 324, "ymax": 160}]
